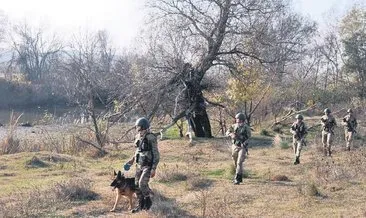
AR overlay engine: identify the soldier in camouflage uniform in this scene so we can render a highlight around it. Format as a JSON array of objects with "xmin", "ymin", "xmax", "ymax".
[
  {"xmin": 342, "ymin": 109, "xmax": 357, "ymax": 151},
  {"xmin": 321, "ymin": 108, "xmax": 337, "ymax": 156},
  {"xmin": 125, "ymin": 117, "xmax": 160, "ymax": 213},
  {"xmin": 290, "ymin": 114, "xmax": 307, "ymax": 165},
  {"xmin": 226, "ymin": 113, "xmax": 251, "ymax": 185}
]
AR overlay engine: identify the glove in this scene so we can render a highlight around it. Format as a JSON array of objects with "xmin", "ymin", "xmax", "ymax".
[{"xmin": 123, "ymin": 163, "xmax": 131, "ymax": 171}]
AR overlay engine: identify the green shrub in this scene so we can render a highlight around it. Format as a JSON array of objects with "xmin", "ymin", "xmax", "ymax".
[
  {"xmin": 260, "ymin": 129, "xmax": 270, "ymax": 136},
  {"xmin": 280, "ymin": 141, "xmax": 290, "ymax": 149}
]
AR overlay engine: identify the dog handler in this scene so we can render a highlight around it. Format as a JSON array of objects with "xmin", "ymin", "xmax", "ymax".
[{"xmin": 124, "ymin": 117, "xmax": 160, "ymax": 213}]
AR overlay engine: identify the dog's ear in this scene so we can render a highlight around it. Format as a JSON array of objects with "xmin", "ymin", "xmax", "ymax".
[
  {"xmin": 114, "ymin": 170, "xmax": 117, "ymax": 176},
  {"xmin": 117, "ymin": 170, "xmax": 122, "ymax": 178}
]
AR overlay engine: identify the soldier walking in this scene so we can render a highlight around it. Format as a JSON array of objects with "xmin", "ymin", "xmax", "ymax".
[
  {"xmin": 342, "ymin": 109, "xmax": 357, "ymax": 151},
  {"xmin": 125, "ymin": 117, "xmax": 160, "ymax": 213},
  {"xmin": 226, "ymin": 113, "xmax": 251, "ymax": 185},
  {"xmin": 290, "ymin": 114, "xmax": 307, "ymax": 165},
  {"xmin": 321, "ymin": 108, "xmax": 337, "ymax": 156}
]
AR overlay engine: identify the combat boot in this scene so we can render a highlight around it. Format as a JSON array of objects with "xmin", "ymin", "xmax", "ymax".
[
  {"xmin": 233, "ymin": 174, "xmax": 242, "ymax": 185},
  {"xmin": 143, "ymin": 196, "xmax": 152, "ymax": 210},
  {"xmin": 131, "ymin": 196, "xmax": 145, "ymax": 213},
  {"xmin": 238, "ymin": 174, "xmax": 243, "ymax": 183},
  {"xmin": 294, "ymin": 156, "xmax": 300, "ymax": 165}
]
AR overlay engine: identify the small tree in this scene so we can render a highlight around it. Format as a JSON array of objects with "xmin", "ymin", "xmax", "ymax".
[{"xmin": 226, "ymin": 63, "xmax": 271, "ymax": 125}]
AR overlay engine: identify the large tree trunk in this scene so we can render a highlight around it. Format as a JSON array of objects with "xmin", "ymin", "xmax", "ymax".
[{"xmin": 185, "ymin": 79, "xmax": 213, "ymax": 138}]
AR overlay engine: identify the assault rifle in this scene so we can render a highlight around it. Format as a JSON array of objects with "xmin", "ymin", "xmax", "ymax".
[
  {"xmin": 321, "ymin": 117, "xmax": 334, "ymax": 134},
  {"xmin": 294, "ymin": 131, "xmax": 307, "ymax": 146},
  {"xmin": 233, "ymin": 133, "xmax": 249, "ymax": 155},
  {"xmin": 343, "ymin": 117, "xmax": 357, "ymax": 134}
]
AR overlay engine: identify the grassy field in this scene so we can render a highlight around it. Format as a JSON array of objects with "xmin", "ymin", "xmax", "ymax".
[{"xmin": 0, "ymin": 119, "xmax": 366, "ymax": 217}]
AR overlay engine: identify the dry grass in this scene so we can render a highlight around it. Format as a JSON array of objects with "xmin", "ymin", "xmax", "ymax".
[
  {"xmin": 0, "ymin": 112, "xmax": 22, "ymax": 154},
  {"xmin": 0, "ymin": 121, "xmax": 366, "ymax": 217}
]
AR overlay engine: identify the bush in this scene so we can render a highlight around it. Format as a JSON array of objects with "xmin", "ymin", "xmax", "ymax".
[
  {"xmin": 260, "ymin": 129, "xmax": 270, "ymax": 136},
  {"xmin": 280, "ymin": 141, "xmax": 290, "ymax": 149}
]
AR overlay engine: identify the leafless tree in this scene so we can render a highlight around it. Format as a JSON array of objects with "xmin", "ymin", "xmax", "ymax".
[
  {"xmin": 9, "ymin": 23, "xmax": 62, "ymax": 82},
  {"xmin": 58, "ymin": 30, "xmax": 117, "ymax": 153},
  {"xmin": 140, "ymin": 0, "xmax": 316, "ymax": 137}
]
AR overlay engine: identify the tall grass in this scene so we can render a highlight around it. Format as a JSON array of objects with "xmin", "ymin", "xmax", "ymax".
[{"xmin": 0, "ymin": 112, "xmax": 22, "ymax": 154}]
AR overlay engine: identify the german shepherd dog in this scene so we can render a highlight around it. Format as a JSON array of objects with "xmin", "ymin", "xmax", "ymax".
[{"xmin": 110, "ymin": 170, "xmax": 136, "ymax": 212}]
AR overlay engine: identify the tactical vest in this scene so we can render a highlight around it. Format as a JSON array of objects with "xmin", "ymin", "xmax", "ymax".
[
  {"xmin": 343, "ymin": 115, "xmax": 357, "ymax": 132},
  {"xmin": 233, "ymin": 125, "xmax": 249, "ymax": 146},
  {"xmin": 321, "ymin": 115, "xmax": 336, "ymax": 132},
  {"xmin": 291, "ymin": 122, "xmax": 306, "ymax": 139},
  {"xmin": 135, "ymin": 133, "xmax": 154, "ymax": 167}
]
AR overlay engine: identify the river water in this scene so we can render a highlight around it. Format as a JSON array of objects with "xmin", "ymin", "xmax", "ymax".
[{"xmin": 0, "ymin": 106, "xmax": 85, "ymax": 126}]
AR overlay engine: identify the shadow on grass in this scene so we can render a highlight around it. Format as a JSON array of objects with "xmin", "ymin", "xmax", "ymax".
[{"xmin": 249, "ymin": 136, "xmax": 274, "ymax": 148}]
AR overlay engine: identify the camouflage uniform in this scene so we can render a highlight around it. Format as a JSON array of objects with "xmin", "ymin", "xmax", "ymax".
[
  {"xmin": 321, "ymin": 109, "xmax": 337, "ymax": 156},
  {"xmin": 133, "ymin": 131, "xmax": 159, "ymax": 211},
  {"xmin": 290, "ymin": 114, "xmax": 307, "ymax": 165},
  {"xmin": 226, "ymin": 114, "xmax": 251, "ymax": 185},
  {"xmin": 127, "ymin": 118, "xmax": 160, "ymax": 213},
  {"xmin": 342, "ymin": 109, "xmax": 357, "ymax": 151}
]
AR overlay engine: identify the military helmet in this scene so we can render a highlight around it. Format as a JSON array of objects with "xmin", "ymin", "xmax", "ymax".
[
  {"xmin": 295, "ymin": 114, "xmax": 303, "ymax": 120},
  {"xmin": 135, "ymin": 117, "xmax": 150, "ymax": 130},
  {"xmin": 235, "ymin": 113, "xmax": 245, "ymax": 121},
  {"xmin": 324, "ymin": 108, "xmax": 331, "ymax": 114},
  {"xmin": 347, "ymin": 108, "xmax": 353, "ymax": 113}
]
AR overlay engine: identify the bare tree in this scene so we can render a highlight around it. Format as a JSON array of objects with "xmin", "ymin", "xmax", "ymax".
[
  {"xmin": 141, "ymin": 0, "xmax": 316, "ymax": 137},
  {"xmin": 59, "ymin": 30, "xmax": 116, "ymax": 153},
  {"xmin": 10, "ymin": 23, "xmax": 62, "ymax": 82}
]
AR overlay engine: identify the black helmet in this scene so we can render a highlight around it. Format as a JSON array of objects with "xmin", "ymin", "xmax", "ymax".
[
  {"xmin": 135, "ymin": 117, "xmax": 150, "ymax": 130},
  {"xmin": 347, "ymin": 108, "xmax": 353, "ymax": 113},
  {"xmin": 324, "ymin": 108, "xmax": 331, "ymax": 114},
  {"xmin": 295, "ymin": 114, "xmax": 303, "ymax": 120},
  {"xmin": 235, "ymin": 113, "xmax": 245, "ymax": 121}
]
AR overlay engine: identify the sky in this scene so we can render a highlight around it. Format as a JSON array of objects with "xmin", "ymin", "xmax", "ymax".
[{"xmin": 0, "ymin": 0, "xmax": 364, "ymax": 49}]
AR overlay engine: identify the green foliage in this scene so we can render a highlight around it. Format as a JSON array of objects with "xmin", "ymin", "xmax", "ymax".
[
  {"xmin": 164, "ymin": 124, "xmax": 186, "ymax": 139},
  {"xmin": 280, "ymin": 141, "xmax": 290, "ymax": 149},
  {"xmin": 260, "ymin": 129, "xmax": 271, "ymax": 136},
  {"xmin": 226, "ymin": 65, "xmax": 268, "ymax": 104},
  {"xmin": 205, "ymin": 169, "xmax": 225, "ymax": 177},
  {"xmin": 340, "ymin": 7, "xmax": 366, "ymax": 98}
]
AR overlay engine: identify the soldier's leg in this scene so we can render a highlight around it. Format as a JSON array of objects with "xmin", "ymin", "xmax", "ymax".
[
  {"xmin": 237, "ymin": 147, "xmax": 246, "ymax": 175},
  {"xmin": 292, "ymin": 137, "xmax": 297, "ymax": 155},
  {"xmin": 294, "ymin": 140, "xmax": 303, "ymax": 165},
  {"xmin": 132, "ymin": 168, "xmax": 145, "ymax": 213},
  {"xmin": 347, "ymin": 131, "xmax": 353, "ymax": 151},
  {"xmin": 322, "ymin": 131, "xmax": 328, "ymax": 156},
  {"xmin": 139, "ymin": 167, "xmax": 152, "ymax": 210},
  {"xmin": 233, "ymin": 147, "xmax": 246, "ymax": 184},
  {"xmin": 327, "ymin": 133, "xmax": 333, "ymax": 156},
  {"xmin": 344, "ymin": 130, "xmax": 349, "ymax": 147},
  {"xmin": 231, "ymin": 144, "xmax": 239, "ymax": 169}
]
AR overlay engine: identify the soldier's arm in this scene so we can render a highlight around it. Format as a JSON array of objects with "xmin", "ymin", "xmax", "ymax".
[
  {"xmin": 290, "ymin": 124, "xmax": 296, "ymax": 135},
  {"xmin": 246, "ymin": 125, "xmax": 252, "ymax": 139},
  {"xmin": 303, "ymin": 124, "xmax": 308, "ymax": 135},
  {"xmin": 341, "ymin": 117, "xmax": 348, "ymax": 126},
  {"xmin": 226, "ymin": 125, "xmax": 236, "ymax": 138},
  {"xmin": 355, "ymin": 118, "xmax": 358, "ymax": 128},
  {"xmin": 149, "ymin": 135, "xmax": 160, "ymax": 171}
]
